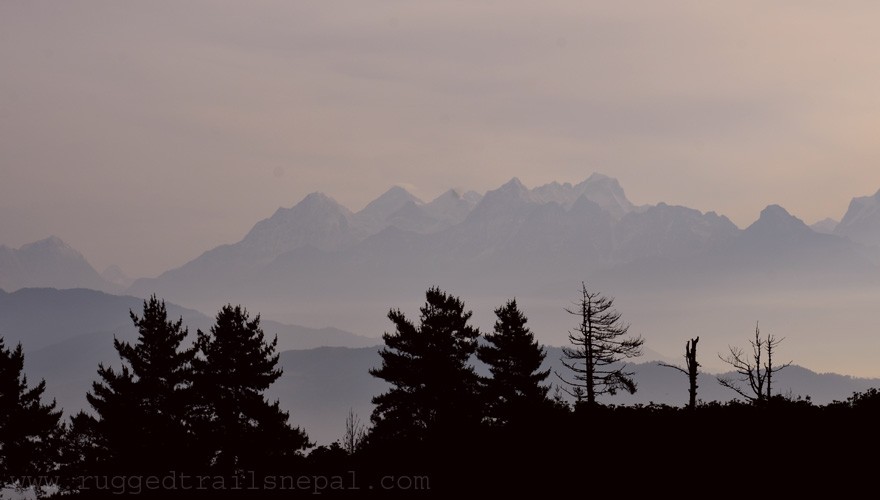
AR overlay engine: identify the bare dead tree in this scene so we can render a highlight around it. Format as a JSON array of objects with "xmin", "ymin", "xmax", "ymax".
[
  {"xmin": 660, "ymin": 337, "xmax": 699, "ymax": 410},
  {"xmin": 718, "ymin": 324, "xmax": 765, "ymax": 403},
  {"xmin": 763, "ymin": 333, "xmax": 790, "ymax": 401},
  {"xmin": 717, "ymin": 323, "xmax": 791, "ymax": 404},
  {"xmin": 555, "ymin": 282, "xmax": 644, "ymax": 406},
  {"xmin": 343, "ymin": 408, "xmax": 367, "ymax": 455}
]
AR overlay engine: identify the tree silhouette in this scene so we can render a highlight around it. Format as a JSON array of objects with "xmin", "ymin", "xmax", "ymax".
[
  {"xmin": 342, "ymin": 408, "xmax": 367, "ymax": 455},
  {"xmin": 0, "ymin": 336, "xmax": 63, "ymax": 490},
  {"xmin": 192, "ymin": 304, "xmax": 310, "ymax": 474},
  {"xmin": 58, "ymin": 411, "xmax": 103, "ymax": 492},
  {"xmin": 557, "ymin": 282, "xmax": 644, "ymax": 406},
  {"xmin": 85, "ymin": 295, "xmax": 196, "ymax": 474},
  {"xmin": 477, "ymin": 299, "xmax": 550, "ymax": 426},
  {"xmin": 369, "ymin": 287, "xmax": 481, "ymax": 442},
  {"xmin": 660, "ymin": 337, "xmax": 700, "ymax": 410},
  {"xmin": 717, "ymin": 323, "xmax": 791, "ymax": 404}
]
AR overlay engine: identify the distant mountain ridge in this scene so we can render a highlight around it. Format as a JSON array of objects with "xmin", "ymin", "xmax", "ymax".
[
  {"xmin": 531, "ymin": 173, "xmax": 636, "ymax": 218},
  {"xmin": 0, "ymin": 287, "xmax": 377, "ymax": 354},
  {"xmin": 127, "ymin": 173, "xmax": 657, "ymax": 299},
  {"xmin": 8, "ymin": 175, "xmax": 880, "ymax": 377},
  {"xmin": 9, "ymin": 177, "xmax": 880, "ymax": 299},
  {"xmin": 125, "ymin": 174, "xmax": 880, "ymax": 360},
  {"xmin": 0, "ymin": 236, "xmax": 116, "ymax": 293}
]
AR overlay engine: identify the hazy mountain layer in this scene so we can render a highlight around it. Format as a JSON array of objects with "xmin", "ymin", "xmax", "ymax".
[
  {"xmin": 4, "ymin": 287, "xmax": 879, "ymax": 445},
  {"xmin": 0, "ymin": 236, "xmax": 115, "ymax": 293},
  {"xmin": 120, "ymin": 175, "xmax": 880, "ymax": 377},
  {"xmin": 7, "ymin": 175, "xmax": 880, "ymax": 376}
]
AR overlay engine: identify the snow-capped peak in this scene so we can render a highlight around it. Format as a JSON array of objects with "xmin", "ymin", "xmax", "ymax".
[
  {"xmin": 531, "ymin": 181, "xmax": 576, "ymax": 205},
  {"xmin": 240, "ymin": 192, "xmax": 356, "ymax": 255},
  {"xmin": 574, "ymin": 173, "xmax": 635, "ymax": 219},
  {"xmin": 420, "ymin": 189, "xmax": 479, "ymax": 227},
  {"xmin": 353, "ymin": 186, "xmax": 425, "ymax": 234},
  {"xmin": 498, "ymin": 177, "xmax": 528, "ymax": 194},
  {"xmin": 480, "ymin": 177, "xmax": 533, "ymax": 204}
]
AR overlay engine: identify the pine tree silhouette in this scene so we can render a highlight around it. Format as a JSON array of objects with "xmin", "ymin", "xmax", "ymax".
[
  {"xmin": 369, "ymin": 287, "xmax": 481, "ymax": 442},
  {"xmin": 477, "ymin": 299, "xmax": 550, "ymax": 426},
  {"xmin": 0, "ymin": 336, "xmax": 63, "ymax": 488},
  {"xmin": 192, "ymin": 304, "xmax": 310, "ymax": 475},
  {"xmin": 86, "ymin": 295, "xmax": 197, "ymax": 474}
]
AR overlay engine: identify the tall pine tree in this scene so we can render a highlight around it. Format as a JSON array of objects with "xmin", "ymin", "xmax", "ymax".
[
  {"xmin": 0, "ymin": 336, "xmax": 63, "ymax": 487},
  {"xmin": 86, "ymin": 295, "xmax": 196, "ymax": 474},
  {"xmin": 558, "ymin": 282, "xmax": 644, "ymax": 407},
  {"xmin": 369, "ymin": 287, "xmax": 481, "ymax": 442},
  {"xmin": 477, "ymin": 299, "xmax": 550, "ymax": 426},
  {"xmin": 192, "ymin": 305, "xmax": 310, "ymax": 475}
]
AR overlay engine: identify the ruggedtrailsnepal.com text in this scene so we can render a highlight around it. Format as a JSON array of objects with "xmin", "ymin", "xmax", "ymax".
[{"xmin": 73, "ymin": 470, "xmax": 430, "ymax": 495}]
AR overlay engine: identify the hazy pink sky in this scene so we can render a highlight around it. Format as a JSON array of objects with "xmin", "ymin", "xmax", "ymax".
[{"xmin": 3, "ymin": 1, "xmax": 880, "ymax": 277}]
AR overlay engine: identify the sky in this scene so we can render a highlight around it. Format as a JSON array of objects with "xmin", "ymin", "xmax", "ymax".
[{"xmin": 2, "ymin": 1, "xmax": 880, "ymax": 278}]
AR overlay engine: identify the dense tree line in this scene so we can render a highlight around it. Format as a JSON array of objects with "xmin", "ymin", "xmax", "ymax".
[{"xmin": 1, "ymin": 287, "xmax": 879, "ymax": 496}]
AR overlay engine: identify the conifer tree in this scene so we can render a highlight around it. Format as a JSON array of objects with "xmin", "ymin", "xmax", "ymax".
[
  {"xmin": 557, "ymin": 282, "xmax": 644, "ymax": 406},
  {"xmin": 477, "ymin": 299, "xmax": 550, "ymax": 426},
  {"xmin": 370, "ymin": 287, "xmax": 481, "ymax": 441},
  {"xmin": 192, "ymin": 304, "xmax": 310, "ymax": 474},
  {"xmin": 86, "ymin": 295, "xmax": 196, "ymax": 473},
  {"xmin": 58, "ymin": 411, "xmax": 103, "ymax": 490},
  {"xmin": 0, "ymin": 336, "xmax": 63, "ymax": 487}
]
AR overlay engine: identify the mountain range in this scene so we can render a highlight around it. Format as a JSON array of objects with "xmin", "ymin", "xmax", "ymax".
[
  {"xmin": 115, "ymin": 174, "xmax": 879, "ymax": 374},
  {"xmin": 127, "ymin": 173, "xmax": 880, "ymax": 300},
  {"xmin": 4, "ymin": 173, "xmax": 880, "ymax": 376}
]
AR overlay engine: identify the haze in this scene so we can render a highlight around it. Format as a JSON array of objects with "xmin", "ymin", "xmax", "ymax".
[{"xmin": 2, "ymin": 1, "xmax": 880, "ymax": 277}]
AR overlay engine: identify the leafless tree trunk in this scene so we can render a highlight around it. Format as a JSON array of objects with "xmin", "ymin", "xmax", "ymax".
[
  {"xmin": 764, "ymin": 334, "xmax": 789, "ymax": 401},
  {"xmin": 660, "ymin": 337, "xmax": 699, "ymax": 410}
]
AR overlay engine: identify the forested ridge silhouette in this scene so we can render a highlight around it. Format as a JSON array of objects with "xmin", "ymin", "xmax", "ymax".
[{"xmin": 1, "ymin": 288, "xmax": 877, "ymax": 497}]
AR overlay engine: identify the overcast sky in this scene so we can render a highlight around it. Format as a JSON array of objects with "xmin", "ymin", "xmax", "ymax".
[{"xmin": 3, "ymin": 1, "xmax": 880, "ymax": 278}]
